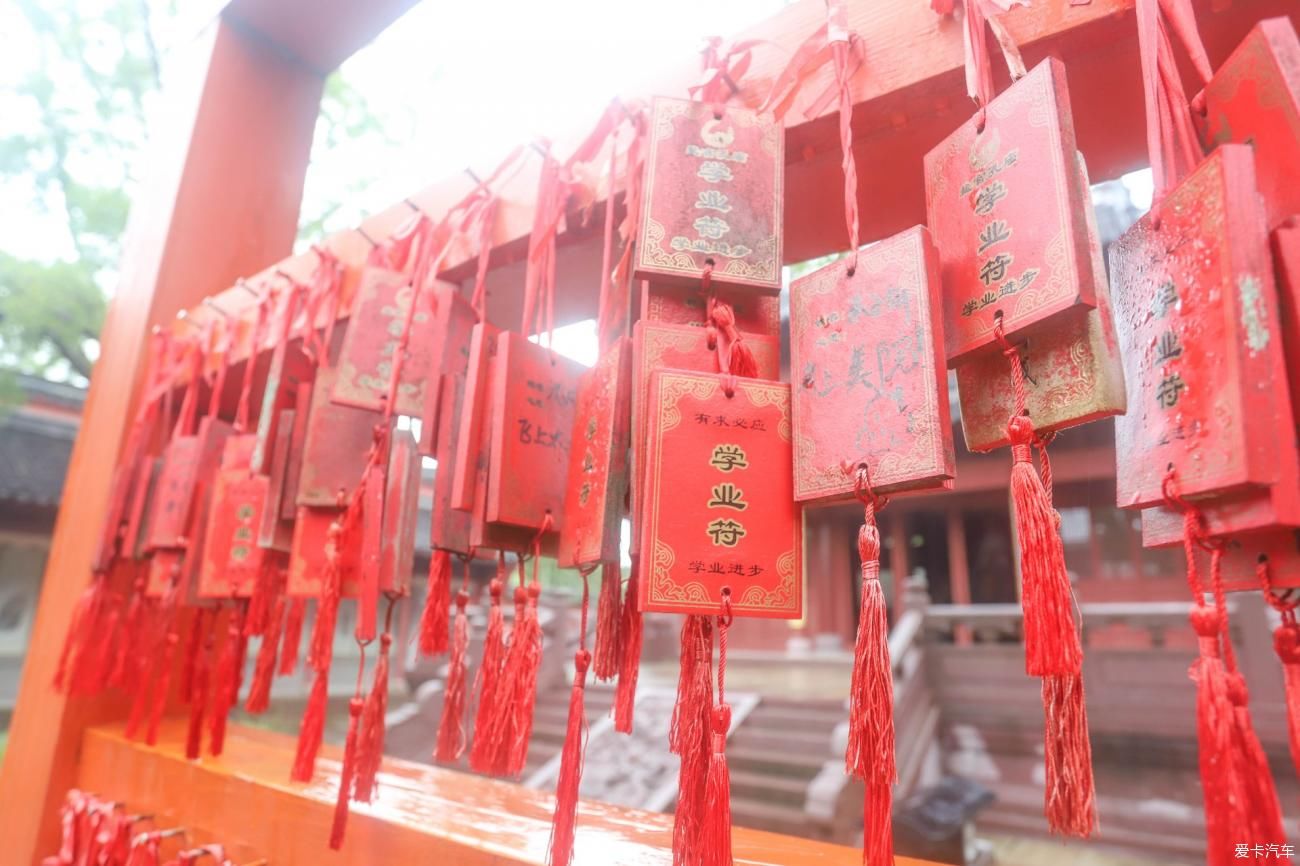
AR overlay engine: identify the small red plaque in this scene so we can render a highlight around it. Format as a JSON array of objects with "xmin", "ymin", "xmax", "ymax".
[
  {"xmin": 925, "ymin": 58, "xmax": 1098, "ymax": 366},
  {"xmin": 642, "ymin": 282, "xmax": 781, "ymax": 336},
  {"xmin": 379, "ymin": 429, "xmax": 421, "ymax": 598},
  {"xmin": 450, "ymin": 323, "xmax": 501, "ymax": 512},
  {"xmin": 638, "ymin": 371, "xmax": 801, "ymax": 618},
  {"xmin": 297, "ymin": 366, "xmax": 385, "ymax": 507},
  {"xmin": 558, "ymin": 338, "xmax": 633, "ymax": 567},
  {"xmin": 1111, "ymin": 145, "xmax": 1288, "ymax": 509},
  {"xmin": 635, "ymin": 96, "xmax": 783, "ymax": 294},
  {"xmin": 955, "ymin": 153, "xmax": 1126, "ymax": 451},
  {"xmin": 145, "ymin": 417, "xmax": 232, "ymax": 551},
  {"xmin": 1198, "ymin": 18, "xmax": 1300, "ymax": 231},
  {"xmin": 286, "ymin": 506, "xmax": 358, "ymax": 598},
  {"xmin": 630, "ymin": 321, "xmax": 780, "ymax": 539},
  {"xmin": 198, "ymin": 435, "xmax": 270, "ymax": 598},
  {"xmin": 431, "ymin": 373, "xmax": 473, "ymax": 555},
  {"xmin": 487, "ymin": 332, "xmax": 585, "ymax": 532},
  {"xmin": 332, "ymin": 267, "xmax": 440, "ymax": 417},
  {"xmin": 790, "ymin": 226, "xmax": 954, "ymax": 500},
  {"xmin": 257, "ymin": 407, "xmax": 297, "ymax": 552}
]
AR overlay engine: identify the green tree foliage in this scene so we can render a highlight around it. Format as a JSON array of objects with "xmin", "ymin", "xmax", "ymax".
[{"xmin": 0, "ymin": 0, "xmax": 387, "ymax": 387}]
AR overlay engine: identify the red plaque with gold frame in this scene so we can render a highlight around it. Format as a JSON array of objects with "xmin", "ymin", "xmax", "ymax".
[
  {"xmin": 635, "ymin": 96, "xmax": 783, "ymax": 294},
  {"xmin": 1198, "ymin": 18, "xmax": 1300, "ymax": 231},
  {"xmin": 1111, "ymin": 145, "xmax": 1288, "ymax": 509},
  {"xmin": 925, "ymin": 58, "xmax": 1098, "ymax": 366},
  {"xmin": 558, "ymin": 338, "xmax": 632, "ymax": 568},
  {"xmin": 956, "ymin": 154, "xmax": 1126, "ymax": 451},
  {"xmin": 790, "ymin": 226, "xmax": 954, "ymax": 501},
  {"xmin": 637, "ymin": 370, "xmax": 801, "ymax": 619},
  {"xmin": 630, "ymin": 320, "xmax": 780, "ymax": 540}
]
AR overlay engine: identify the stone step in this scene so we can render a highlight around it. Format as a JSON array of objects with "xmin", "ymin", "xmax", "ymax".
[
  {"xmin": 729, "ymin": 727, "xmax": 834, "ymax": 758},
  {"xmin": 728, "ymin": 769, "xmax": 809, "ymax": 807},
  {"xmin": 726, "ymin": 744, "xmax": 827, "ymax": 777}
]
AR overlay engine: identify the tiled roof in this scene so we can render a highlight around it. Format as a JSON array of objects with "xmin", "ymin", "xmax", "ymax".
[{"xmin": 0, "ymin": 377, "xmax": 83, "ymax": 508}]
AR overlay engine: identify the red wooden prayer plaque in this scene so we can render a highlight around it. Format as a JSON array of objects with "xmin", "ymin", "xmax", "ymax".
[
  {"xmin": 93, "ymin": 457, "xmax": 140, "ymax": 572},
  {"xmin": 636, "ymin": 96, "xmax": 783, "ymax": 294},
  {"xmin": 286, "ymin": 506, "xmax": 358, "ymax": 598},
  {"xmin": 279, "ymin": 382, "xmax": 313, "ymax": 521},
  {"xmin": 1198, "ymin": 18, "xmax": 1300, "ymax": 231},
  {"xmin": 642, "ymin": 282, "xmax": 782, "ymax": 336},
  {"xmin": 297, "ymin": 366, "xmax": 385, "ymax": 507},
  {"xmin": 1111, "ymin": 145, "xmax": 1287, "ymax": 509},
  {"xmin": 198, "ymin": 435, "xmax": 269, "ymax": 598},
  {"xmin": 145, "ymin": 417, "xmax": 233, "ymax": 551},
  {"xmin": 1144, "ymin": 521, "xmax": 1300, "ymax": 591},
  {"xmin": 638, "ymin": 371, "xmax": 801, "ymax": 618},
  {"xmin": 790, "ymin": 226, "xmax": 954, "ymax": 501},
  {"xmin": 558, "ymin": 338, "xmax": 632, "ymax": 567},
  {"xmin": 415, "ymin": 285, "xmax": 478, "ymax": 455},
  {"xmin": 450, "ymin": 322, "xmax": 501, "ymax": 512},
  {"xmin": 956, "ymin": 154, "xmax": 1126, "ymax": 451},
  {"xmin": 333, "ymin": 267, "xmax": 439, "ymax": 418},
  {"xmin": 487, "ymin": 332, "xmax": 584, "ymax": 532},
  {"xmin": 257, "ymin": 407, "xmax": 297, "ymax": 552},
  {"xmin": 379, "ymin": 429, "xmax": 420, "ymax": 598},
  {"xmin": 925, "ymin": 58, "xmax": 1098, "ymax": 366},
  {"xmin": 431, "ymin": 373, "xmax": 473, "ymax": 555},
  {"xmin": 630, "ymin": 321, "xmax": 780, "ymax": 539},
  {"xmin": 124, "ymin": 457, "xmax": 162, "ymax": 560},
  {"xmin": 1276, "ymin": 222, "xmax": 1300, "ymax": 423}
]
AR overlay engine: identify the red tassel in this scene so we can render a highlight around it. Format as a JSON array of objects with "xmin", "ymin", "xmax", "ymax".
[
  {"xmin": 245, "ymin": 596, "xmax": 283, "ymax": 714},
  {"xmin": 244, "ymin": 561, "xmax": 279, "ymax": 637},
  {"xmin": 469, "ymin": 576, "xmax": 507, "ymax": 773},
  {"xmin": 278, "ymin": 597, "xmax": 307, "ymax": 677},
  {"xmin": 308, "ymin": 519, "xmax": 345, "ymax": 672},
  {"xmin": 435, "ymin": 589, "xmax": 472, "ymax": 763},
  {"xmin": 145, "ymin": 607, "xmax": 181, "ymax": 747},
  {"xmin": 185, "ymin": 625, "xmax": 213, "ymax": 761},
  {"xmin": 593, "ymin": 562, "xmax": 623, "ymax": 682},
  {"xmin": 108, "ymin": 579, "xmax": 148, "ymax": 691},
  {"xmin": 1226, "ymin": 671, "xmax": 1286, "ymax": 850},
  {"xmin": 491, "ymin": 580, "xmax": 544, "ymax": 777},
  {"xmin": 208, "ymin": 606, "xmax": 245, "ymax": 756},
  {"xmin": 547, "ymin": 649, "xmax": 591, "ymax": 866},
  {"xmin": 1007, "ymin": 417, "xmax": 1081, "ymax": 678},
  {"xmin": 72, "ymin": 596, "xmax": 121, "ymax": 696},
  {"xmin": 329, "ymin": 697, "xmax": 364, "ymax": 851},
  {"xmin": 180, "ymin": 608, "xmax": 208, "ymax": 706},
  {"xmin": 614, "ymin": 559, "xmax": 643, "ymax": 734},
  {"xmin": 671, "ymin": 615, "xmax": 713, "ymax": 866},
  {"xmin": 54, "ymin": 573, "xmax": 111, "ymax": 692},
  {"xmin": 699, "ymin": 705, "xmax": 733, "ymax": 866},
  {"xmin": 354, "ymin": 632, "xmax": 392, "ymax": 803},
  {"xmin": 419, "ymin": 549, "xmax": 452, "ymax": 656},
  {"xmin": 1189, "ymin": 605, "xmax": 1241, "ymax": 866},
  {"xmin": 1275, "ymin": 621, "xmax": 1300, "ymax": 780},
  {"xmin": 124, "ymin": 834, "xmax": 162, "ymax": 866},
  {"xmin": 670, "ymin": 616, "xmax": 712, "ymax": 755},
  {"xmin": 125, "ymin": 602, "xmax": 165, "ymax": 741},
  {"xmin": 292, "ymin": 668, "xmax": 330, "ymax": 782},
  {"xmin": 845, "ymin": 508, "xmax": 896, "ymax": 864},
  {"xmin": 1042, "ymin": 673, "xmax": 1097, "ymax": 837}
]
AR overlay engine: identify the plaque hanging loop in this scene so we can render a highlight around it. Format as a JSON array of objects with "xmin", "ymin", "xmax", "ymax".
[{"xmin": 962, "ymin": 0, "xmax": 1027, "ymax": 132}]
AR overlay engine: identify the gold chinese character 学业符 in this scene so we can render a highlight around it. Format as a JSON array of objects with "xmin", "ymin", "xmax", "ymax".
[
  {"xmin": 709, "ymin": 444, "xmax": 748, "ymax": 472},
  {"xmin": 707, "ymin": 482, "xmax": 748, "ymax": 511},
  {"xmin": 706, "ymin": 518, "xmax": 747, "ymax": 547}
]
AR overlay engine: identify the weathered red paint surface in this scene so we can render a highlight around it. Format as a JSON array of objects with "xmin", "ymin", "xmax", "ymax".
[
  {"xmin": 790, "ymin": 225, "xmax": 953, "ymax": 500},
  {"xmin": 926, "ymin": 59, "xmax": 1097, "ymax": 366}
]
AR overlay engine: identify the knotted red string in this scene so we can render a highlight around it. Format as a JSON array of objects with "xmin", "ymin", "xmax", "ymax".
[
  {"xmin": 614, "ymin": 554, "xmax": 644, "ymax": 734},
  {"xmin": 670, "ymin": 614, "xmax": 713, "ymax": 866},
  {"xmin": 1135, "ymin": 0, "xmax": 1210, "ymax": 202},
  {"xmin": 469, "ymin": 554, "xmax": 510, "ymax": 773},
  {"xmin": 1259, "ymin": 561, "xmax": 1300, "ymax": 782},
  {"xmin": 548, "ymin": 565, "xmax": 595, "ymax": 866},
  {"xmin": 700, "ymin": 592, "xmax": 735, "ymax": 866},
  {"xmin": 844, "ymin": 464, "xmax": 895, "ymax": 865}
]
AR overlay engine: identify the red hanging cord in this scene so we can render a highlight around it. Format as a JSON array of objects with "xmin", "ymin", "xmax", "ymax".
[
  {"xmin": 469, "ymin": 553, "xmax": 510, "ymax": 773},
  {"xmin": 435, "ymin": 555, "xmax": 474, "ymax": 763},
  {"xmin": 548, "ymin": 565, "xmax": 595, "ymax": 866},
  {"xmin": 700, "ymin": 591, "xmax": 735, "ymax": 866},
  {"xmin": 1259, "ymin": 561, "xmax": 1300, "ymax": 782}
]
